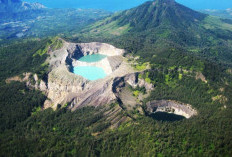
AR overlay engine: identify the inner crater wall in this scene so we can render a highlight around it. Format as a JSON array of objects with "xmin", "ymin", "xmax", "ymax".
[
  {"xmin": 43, "ymin": 41, "xmax": 132, "ymax": 109},
  {"xmin": 78, "ymin": 42, "xmax": 125, "ymax": 56},
  {"xmin": 67, "ymin": 42, "xmax": 124, "ymax": 75},
  {"xmin": 67, "ymin": 42, "xmax": 125, "ymax": 59},
  {"xmin": 146, "ymin": 100, "xmax": 197, "ymax": 118}
]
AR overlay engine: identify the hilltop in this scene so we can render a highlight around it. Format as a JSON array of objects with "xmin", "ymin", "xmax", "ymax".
[{"xmin": 79, "ymin": 0, "xmax": 232, "ymax": 66}]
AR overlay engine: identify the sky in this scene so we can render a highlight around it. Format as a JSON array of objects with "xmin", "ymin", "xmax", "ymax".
[{"xmin": 26, "ymin": 0, "xmax": 232, "ymax": 11}]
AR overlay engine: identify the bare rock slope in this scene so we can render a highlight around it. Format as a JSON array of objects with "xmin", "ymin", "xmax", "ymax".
[{"xmin": 43, "ymin": 41, "xmax": 137, "ymax": 110}]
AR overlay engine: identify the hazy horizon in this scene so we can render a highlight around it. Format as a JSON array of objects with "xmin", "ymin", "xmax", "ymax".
[{"xmin": 26, "ymin": 0, "xmax": 232, "ymax": 11}]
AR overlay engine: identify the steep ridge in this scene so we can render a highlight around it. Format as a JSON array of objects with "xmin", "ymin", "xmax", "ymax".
[
  {"xmin": 82, "ymin": 0, "xmax": 207, "ymax": 41},
  {"xmin": 80, "ymin": 0, "xmax": 232, "ymax": 66},
  {"xmin": 111, "ymin": 0, "xmax": 205, "ymax": 31}
]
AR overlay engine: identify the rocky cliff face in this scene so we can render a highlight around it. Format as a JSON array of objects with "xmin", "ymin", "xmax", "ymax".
[
  {"xmin": 43, "ymin": 40, "xmax": 135, "ymax": 110},
  {"xmin": 146, "ymin": 100, "xmax": 197, "ymax": 118},
  {"xmin": 5, "ymin": 72, "xmax": 47, "ymax": 92},
  {"xmin": 77, "ymin": 42, "xmax": 125, "ymax": 56}
]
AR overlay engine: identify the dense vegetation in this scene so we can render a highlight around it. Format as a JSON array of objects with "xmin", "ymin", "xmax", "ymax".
[
  {"xmin": 0, "ymin": 0, "xmax": 232, "ymax": 156},
  {"xmin": 0, "ymin": 37, "xmax": 54, "ymax": 133},
  {"xmin": 0, "ymin": 36, "xmax": 232, "ymax": 156},
  {"xmin": 0, "ymin": 38, "xmax": 53, "ymax": 80},
  {"xmin": 0, "ymin": 81, "xmax": 46, "ymax": 131},
  {"xmin": 0, "ymin": 70, "xmax": 231, "ymax": 156}
]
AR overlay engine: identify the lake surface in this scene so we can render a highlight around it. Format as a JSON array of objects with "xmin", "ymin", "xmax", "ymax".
[
  {"xmin": 73, "ymin": 66, "xmax": 106, "ymax": 81},
  {"xmin": 150, "ymin": 112, "xmax": 185, "ymax": 122},
  {"xmin": 78, "ymin": 54, "xmax": 106, "ymax": 63}
]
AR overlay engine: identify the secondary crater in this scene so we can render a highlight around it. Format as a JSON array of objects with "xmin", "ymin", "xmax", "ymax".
[{"xmin": 146, "ymin": 100, "xmax": 197, "ymax": 121}]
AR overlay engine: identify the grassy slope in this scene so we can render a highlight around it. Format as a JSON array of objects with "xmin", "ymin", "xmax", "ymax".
[{"xmin": 77, "ymin": 1, "xmax": 232, "ymax": 66}]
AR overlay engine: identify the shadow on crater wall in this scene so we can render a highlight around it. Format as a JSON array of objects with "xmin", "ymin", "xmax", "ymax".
[{"xmin": 150, "ymin": 112, "xmax": 185, "ymax": 122}]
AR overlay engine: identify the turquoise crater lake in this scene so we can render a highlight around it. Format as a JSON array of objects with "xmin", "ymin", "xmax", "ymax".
[
  {"xmin": 78, "ymin": 54, "xmax": 107, "ymax": 63},
  {"xmin": 73, "ymin": 66, "xmax": 106, "ymax": 81},
  {"xmin": 73, "ymin": 54, "xmax": 107, "ymax": 80}
]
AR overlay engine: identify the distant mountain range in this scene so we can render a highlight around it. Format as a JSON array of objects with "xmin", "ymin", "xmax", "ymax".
[
  {"xmin": 0, "ymin": 0, "xmax": 46, "ymax": 12},
  {"xmin": 201, "ymin": 8, "xmax": 232, "ymax": 19}
]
